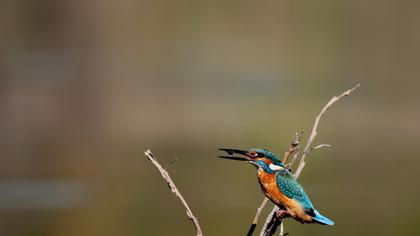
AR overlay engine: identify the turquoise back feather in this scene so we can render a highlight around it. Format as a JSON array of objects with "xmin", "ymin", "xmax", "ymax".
[{"xmin": 275, "ymin": 169, "xmax": 314, "ymax": 210}]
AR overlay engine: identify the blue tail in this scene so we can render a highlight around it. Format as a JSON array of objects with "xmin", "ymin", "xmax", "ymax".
[{"xmin": 312, "ymin": 209, "xmax": 334, "ymax": 225}]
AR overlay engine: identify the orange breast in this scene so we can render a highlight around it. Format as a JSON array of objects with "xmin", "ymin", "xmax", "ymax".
[
  {"xmin": 257, "ymin": 170, "xmax": 312, "ymax": 223},
  {"xmin": 258, "ymin": 170, "xmax": 292, "ymax": 206}
]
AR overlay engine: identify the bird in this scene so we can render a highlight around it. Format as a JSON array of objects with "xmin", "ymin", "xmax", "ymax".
[{"xmin": 218, "ymin": 148, "xmax": 334, "ymax": 225}]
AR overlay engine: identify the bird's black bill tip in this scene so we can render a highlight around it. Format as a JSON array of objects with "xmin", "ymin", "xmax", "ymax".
[
  {"xmin": 217, "ymin": 155, "xmax": 249, "ymax": 161},
  {"xmin": 218, "ymin": 148, "xmax": 248, "ymax": 155},
  {"xmin": 218, "ymin": 148, "xmax": 250, "ymax": 161}
]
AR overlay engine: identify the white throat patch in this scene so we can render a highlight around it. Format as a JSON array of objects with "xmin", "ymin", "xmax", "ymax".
[{"xmin": 269, "ymin": 163, "xmax": 284, "ymax": 171}]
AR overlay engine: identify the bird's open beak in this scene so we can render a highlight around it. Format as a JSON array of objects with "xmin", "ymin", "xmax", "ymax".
[{"xmin": 218, "ymin": 148, "xmax": 251, "ymax": 161}]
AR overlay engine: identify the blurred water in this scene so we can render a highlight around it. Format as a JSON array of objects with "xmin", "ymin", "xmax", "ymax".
[{"xmin": 0, "ymin": 180, "xmax": 86, "ymax": 209}]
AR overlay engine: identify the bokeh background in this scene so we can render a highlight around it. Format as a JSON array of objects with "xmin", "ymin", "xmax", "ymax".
[{"xmin": 1, "ymin": 0, "xmax": 420, "ymax": 235}]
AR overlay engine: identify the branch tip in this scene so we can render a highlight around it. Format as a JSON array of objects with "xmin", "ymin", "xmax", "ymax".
[{"xmin": 145, "ymin": 150, "xmax": 203, "ymax": 236}]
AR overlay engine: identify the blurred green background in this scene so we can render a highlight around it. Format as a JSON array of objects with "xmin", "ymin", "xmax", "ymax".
[{"xmin": 1, "ymin": 0, "xmax": 420, "ymax": 235}]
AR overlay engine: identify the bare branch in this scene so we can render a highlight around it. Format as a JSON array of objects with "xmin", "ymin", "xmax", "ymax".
[
  {"xmin": 284, "ymin": 131, "xmax": 303, "ymax": 170},
  {"xmin": 279, "ymin": 222, "xmax": 284, "ymax": 236},
  {"xmin": 259, "ymin": 206, "xmax": 280, "ymax": 236},
  {"xmin": 246, "ymin": 198, "xmax": 270, "ymax": 236},
  {"xmin": 281, "ymin": 132, "xmax": 301, "ymax": 164},
  {"xmin": 145, "ymin": 150, "xmax": 203, "ymax": 236},
  {"xmin": 310, "ymin": 144, "xmax": 331, "ymax": 151},
  {"xmin": 294, "ymin": 84, "xmax": 360, "ymax": 178},
  {"xmin": 285, "ymin": 152, "xmax": 299, "ymax": 170}
]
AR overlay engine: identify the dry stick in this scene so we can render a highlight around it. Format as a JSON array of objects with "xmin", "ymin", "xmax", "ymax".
[
  {"xmin": 285, "ymin": 151, "xmax": 299, "ymax": 170},
  {"xmin": 247, "ymin": 198, "xmax": 269, "ymax": 236},
  {"xmin": 259, "ymin": 206, "xmax": 280, "ymax": 236},
  {"xmin": 262, "ymin": 208, "xmax": 280, "ymax": 236},
  {"xmin": 311, "ymin": 144, "xmax": 331, "ymax": 151},
  {"xmin": 286, "ymin": 144, "xmax": 330, "ymax": 170},
  {"xmin": 279, "ymin": 222, "xmax": 283, "ymax": 236},
  {"xmin": 279, "ymin": 222, "xmax": 286, "ymax": 236},
  {"xmin": 294, "ymin": 83, "xmax": 360, "ymax": 178},
  {"xmin": 281, "ymin": 132, "xmax": 300, "ymax": 164},
  {"xmin": 261, "ymin": 84, "xmax": 360, "ymax": 236},
  {"xmin": 284, "ymin": 131, "xmax": 303, "ymax": 170},
  {"xmin": 145, "ymin": 150, "xmax": 203, "ymax": 236},
  {"xmin": 247, "ymin": 134, "xmax": 301, "ymax": 236}
]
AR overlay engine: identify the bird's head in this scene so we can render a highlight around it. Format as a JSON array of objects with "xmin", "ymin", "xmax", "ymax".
[{"xmin": 218, "ymin": 148, "xmax": 284, "ymax": 173}]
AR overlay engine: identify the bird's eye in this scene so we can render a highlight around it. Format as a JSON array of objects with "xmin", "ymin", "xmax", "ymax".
[{"xmin": 249, "ymin": 152, "xmax": 259, "ymax": 158}]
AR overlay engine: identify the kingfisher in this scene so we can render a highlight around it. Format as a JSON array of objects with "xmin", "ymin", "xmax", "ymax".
[{"xmin": 218, "ymin": 148, "xmax": 334, "ymax": 225}]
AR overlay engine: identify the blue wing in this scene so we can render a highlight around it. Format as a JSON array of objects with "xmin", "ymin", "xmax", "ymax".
[
  {"xmin": 275, "ymin": 170, "xmax": 314, "ymax": 210},
  {"xmin": 275, "ymin": 170, "xmax": 335, "ymax": 225}
]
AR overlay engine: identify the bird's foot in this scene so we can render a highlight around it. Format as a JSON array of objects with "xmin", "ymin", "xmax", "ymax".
[{"xmin": 276, "ymin": 210, "xmax": 290, "ymax": 220}]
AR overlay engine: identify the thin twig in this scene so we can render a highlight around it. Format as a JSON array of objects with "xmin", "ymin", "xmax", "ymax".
[
  {"xmin": 294, "ymin": 84, "xmax": 360, "ymax": 178},
  {"xmin": 145, "ymin": 150, "xmax": 203, "ymax": 236},
  {"xmin": 285, "ymin": 131, "xmax": 303, "ymax": 170},
  {"xmin": 247, "ymin": 197, "xmax": 270, "ymax": 236},
  {"xmin": 285, "ymin": 152, "xmax": 299, "ymax": 170},
  {"xmin": 259, "ymin": 206, "xmax": 280, "ymax": 236},
  {"xmin": 262, "ymin": 84, "xmax": 360, "ymax": 235},
  {"xmin": 281, "ymin": 132, "xmax": 301, "ymax": 164},
  {"xmin": 310, "ymin": 144, "xmax": 331, "ymax": 151},
  {"xmin": 266, "ymin": 218, "xmax": 282, "ymax": 236},
  {"xmin": 279, "ymin": 221, "xmax": 285, "ymax": 236}
]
